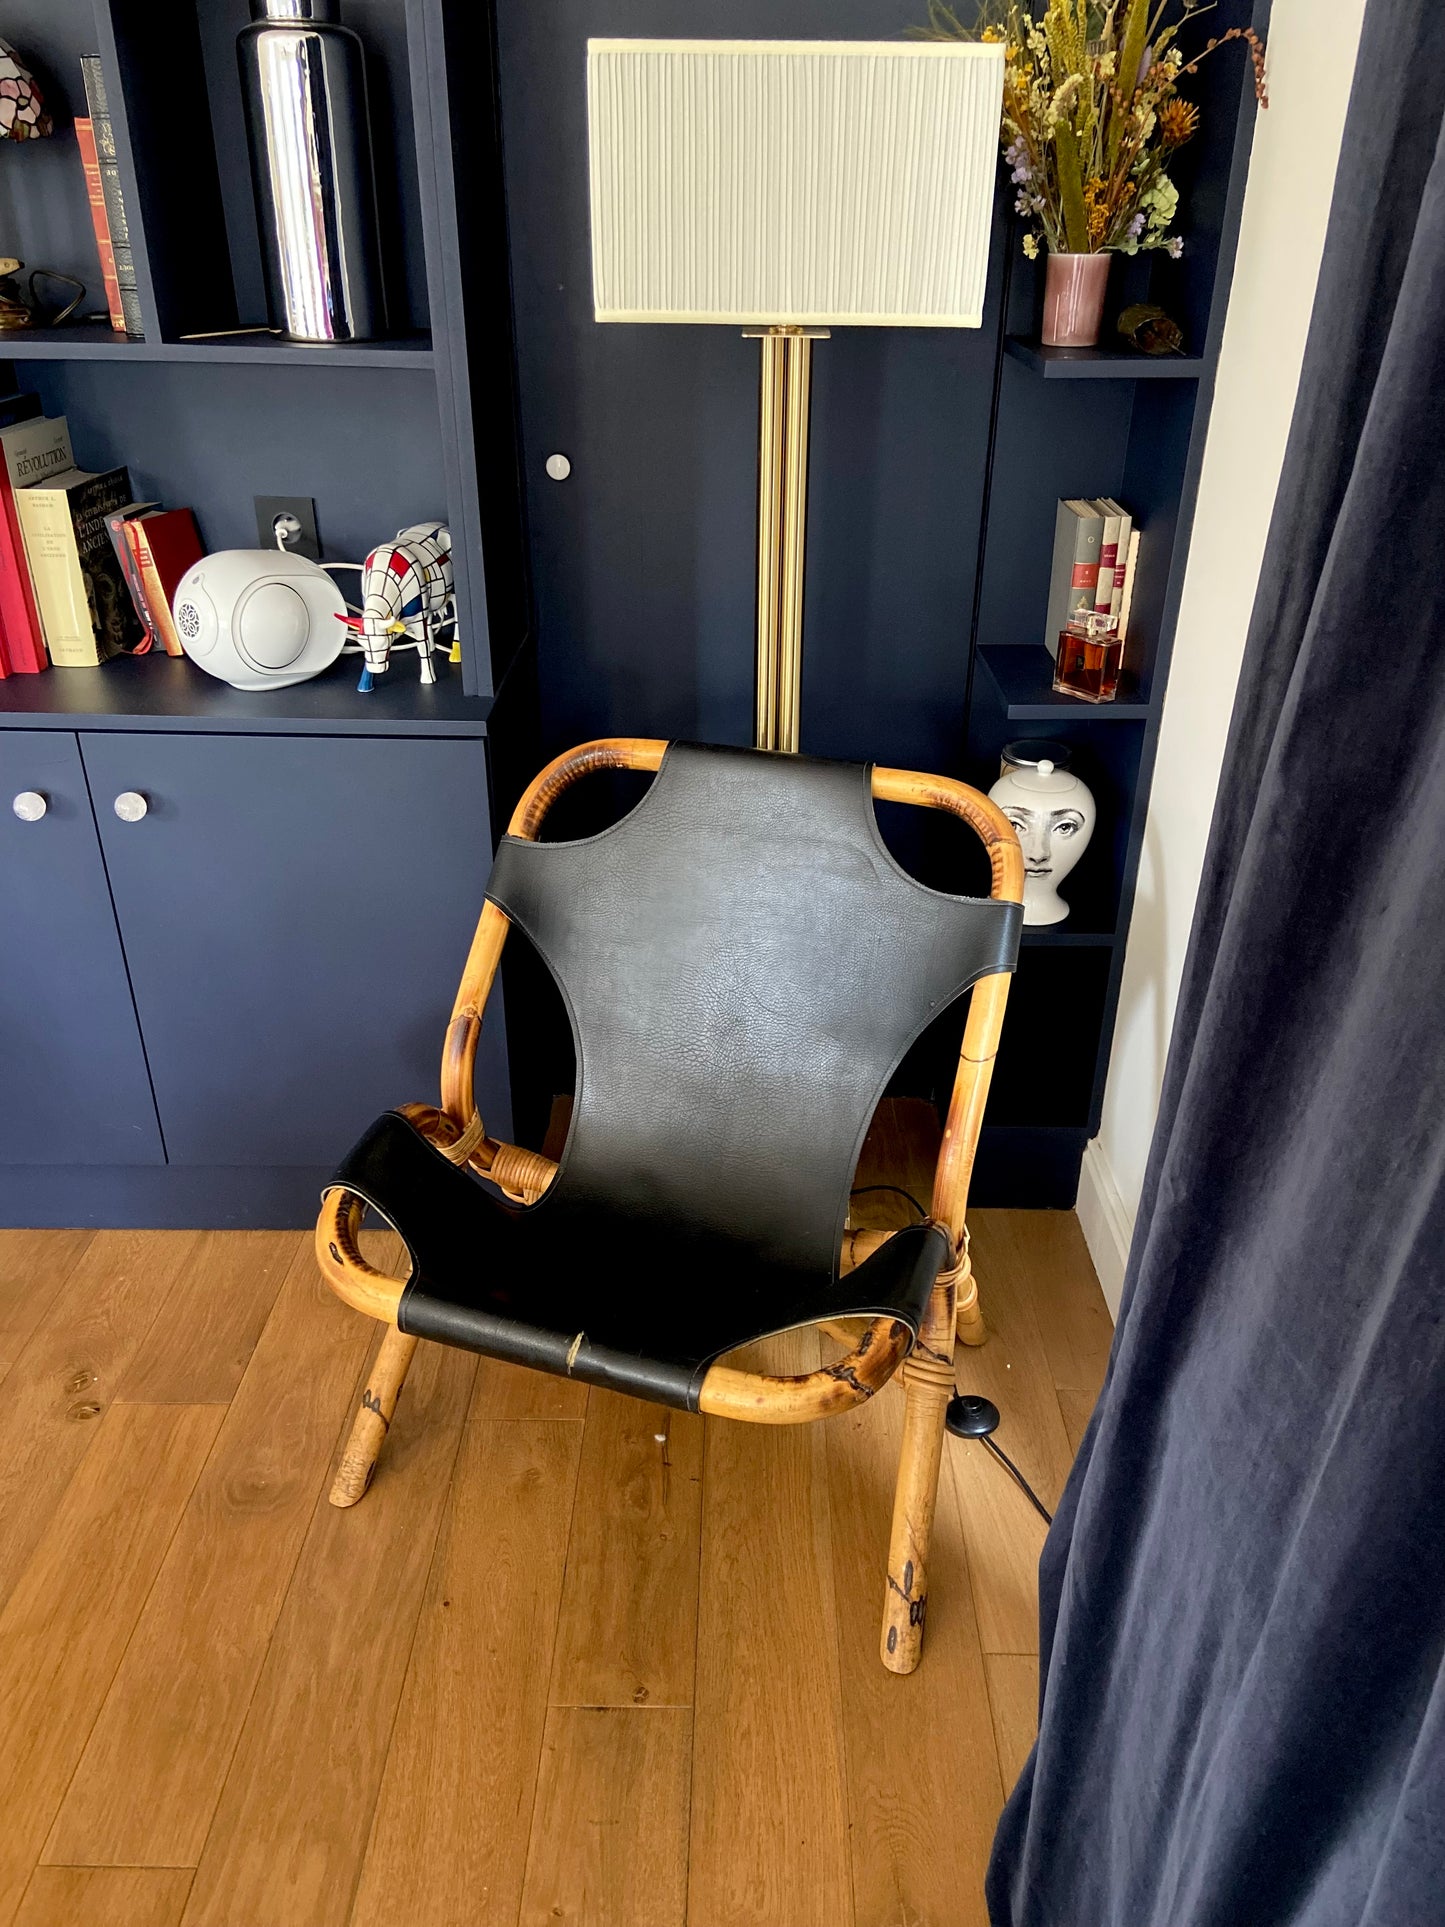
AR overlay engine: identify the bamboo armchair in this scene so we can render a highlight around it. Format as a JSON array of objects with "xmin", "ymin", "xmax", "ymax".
[{"xmin": 317, "ymin": 739, "xmax": 1023, "ymax": 1674}]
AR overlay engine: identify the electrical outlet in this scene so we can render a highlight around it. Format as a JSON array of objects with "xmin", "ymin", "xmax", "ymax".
[{"xmin": 254, "ymin": 494, "xmax": 320, "ymax": 562}]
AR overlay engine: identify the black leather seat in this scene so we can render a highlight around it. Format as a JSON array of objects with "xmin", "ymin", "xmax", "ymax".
[{"xmin": 330, "ymin": 742, "xmax": 1022, "ymax": 1412}]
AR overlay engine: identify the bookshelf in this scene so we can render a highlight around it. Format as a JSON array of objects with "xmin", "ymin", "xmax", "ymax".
[
  {"xmin": 955, "ymin": 0, "xmax": 1268, "ymax": 1203},
  {"xmin": 0, "ymin": 0, "xmax": 531, "ymax": 1228},
  {"xmin": 0, "ymin": 0, "xmax": 526, "ymax": 701}
]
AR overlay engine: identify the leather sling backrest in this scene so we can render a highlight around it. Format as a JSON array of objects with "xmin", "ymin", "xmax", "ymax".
[{"xmin": 485, "ymin": 742, "xmax": 1022, "ymax": 1285}]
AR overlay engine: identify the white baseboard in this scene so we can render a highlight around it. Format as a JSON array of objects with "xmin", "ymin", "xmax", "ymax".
[{"xmin": 1076, "ymin": 1139, "xmax": 1134, "ymax": 1322}]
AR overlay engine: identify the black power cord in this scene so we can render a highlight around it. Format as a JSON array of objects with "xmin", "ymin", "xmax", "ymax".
[
  {"xmin": 849, "ymin": 1183, "xmax": 929, "ymax": 1220},
  {"xmin": 946, "ymin": 1393, "xmax": 1054, "ymax": 1526}
]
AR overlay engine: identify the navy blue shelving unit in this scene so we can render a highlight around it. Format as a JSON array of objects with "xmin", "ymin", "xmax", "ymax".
[
  {"xmin": 0, "ymin": 0, "xmax": 533, "ymax": 1227},
  {"xmin": 962, "ymin": 0, "xmax": 1269, "ymax": 1203},
  {"xmin": 0, "ymin": 0, "xmax": 527, "ymax": 701}
]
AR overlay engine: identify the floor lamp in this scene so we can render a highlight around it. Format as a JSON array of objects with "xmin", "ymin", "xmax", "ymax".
[{"xmin": 587, "ymin": 38, "xmax": 1003, "ymax": 752}]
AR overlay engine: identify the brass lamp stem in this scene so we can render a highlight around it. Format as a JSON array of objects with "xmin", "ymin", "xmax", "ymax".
[{"xmin": 748, "ymin": 327, "xmax": 826, "ymax": 752}]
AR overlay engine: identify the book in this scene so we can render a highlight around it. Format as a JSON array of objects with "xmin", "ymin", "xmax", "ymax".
[
  {"xmin": 1093, "ymin": 499, "xmax": 1132, "ymax": 616},
  {"xmin": 105, "ymin": 501, "xmax": 161, "ymax": 651},
  {"xmin": 129, "ymin": 510, "xmax": 205, "ymax": 656},
  {"xmin": 15, "ymin": 465, "xmax": 144, "ymax": 665},
  {"xmin": 0, "ymin": 413, "xmax": 75, "ymax": 673},
  {"xmin": 0, "ymin": 394, "xmax": 41, "ymax": 673},
  {"xmin": 79, "ymin": 56, "xmax": 144, "ymax": 339},
  {"xmin": 1044, "ymin": 499, "xmax": 1104, "ymax": 657},
  {"xmin": 1116, "ymin": 527, "xmax": 1142, "ymax": 644},
  {"xmin": 75, "ymin": 117, "xmax": 126, "ymax": 334}
]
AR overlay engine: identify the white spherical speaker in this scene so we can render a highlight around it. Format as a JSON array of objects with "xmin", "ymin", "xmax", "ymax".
[{"xmin": 172, "ymin": 550, "xmax": 348, "ymax": 690}]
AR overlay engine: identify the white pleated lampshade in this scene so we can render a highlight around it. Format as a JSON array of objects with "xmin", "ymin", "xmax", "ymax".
[{"xmin": 587, "ymin": 38, "xmax": 1004, "ymax": 329}]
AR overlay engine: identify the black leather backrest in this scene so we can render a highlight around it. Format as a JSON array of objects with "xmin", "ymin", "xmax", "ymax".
[{"xmin": 487, "ymin": 743, "xmax": 1021, "ymax": 1282}]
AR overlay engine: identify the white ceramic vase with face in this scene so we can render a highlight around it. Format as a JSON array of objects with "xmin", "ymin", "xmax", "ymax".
[{"xmin": 988, "ymin": 758, "xmax": 1095, "ymax": 925}]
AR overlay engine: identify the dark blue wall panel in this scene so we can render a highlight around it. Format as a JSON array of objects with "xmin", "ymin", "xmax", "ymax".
[{"xmin": 23, "ymin": 360, "xmax": 446, "ymax": 565}]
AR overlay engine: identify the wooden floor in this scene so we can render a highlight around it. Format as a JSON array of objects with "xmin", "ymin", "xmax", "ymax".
[{"xmin": 0, "ymin": 1103, "xmax": 1113, "ymax": 1927}]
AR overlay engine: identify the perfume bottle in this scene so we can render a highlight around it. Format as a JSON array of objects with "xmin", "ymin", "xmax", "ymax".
[{"xmin": 1053, "ymin": 610, "xmax": 1122, "ymax": 704}]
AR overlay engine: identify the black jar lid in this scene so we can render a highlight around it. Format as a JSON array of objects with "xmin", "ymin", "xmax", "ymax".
[{"xmin": 1001, "ymin": 739, "xmax": 1073, "ymax": 773}]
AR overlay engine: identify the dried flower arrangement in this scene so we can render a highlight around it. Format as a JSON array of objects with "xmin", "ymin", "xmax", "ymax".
[{"xmin": 913, "ymin": 1, "xmax": 1267, "ymax": 262}]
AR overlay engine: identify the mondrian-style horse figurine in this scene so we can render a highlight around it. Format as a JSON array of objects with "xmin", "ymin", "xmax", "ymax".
[{"xmin": 346, "ymin": 521, "xmax": 455, "ymax": 691}]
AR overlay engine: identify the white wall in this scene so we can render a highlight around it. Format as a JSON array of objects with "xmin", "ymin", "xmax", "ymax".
[{"xmin": 1077, "ymin": 0, "xmax": 1368, "ymax": 1316}]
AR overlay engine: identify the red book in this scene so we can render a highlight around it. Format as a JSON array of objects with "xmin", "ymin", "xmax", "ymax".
[
  {"xmin": 0, "ymin": 414, "xmax": 74, "ymax": 673},
  {"xmin": 129, "ymin": 510, "xmax": 205, "ymax": 656},
  {"xmin": 75, "ymin": 117, "xmax": 126, "ymax": 334}
]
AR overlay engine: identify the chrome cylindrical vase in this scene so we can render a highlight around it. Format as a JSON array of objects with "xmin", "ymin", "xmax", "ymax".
[{"xmin": 238, "ymin": 0, "xmax": 386, "ymax": 343}]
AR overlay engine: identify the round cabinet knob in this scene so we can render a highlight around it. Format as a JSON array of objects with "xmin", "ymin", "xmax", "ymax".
[
  {"xmin": 545, "ymin": 452, "xmax": 572, "ymax": 481},
  {"xmin": 113, "ymin": 791, "xmax": 149, "ymax": 823},
  {"xmin": 11, "ymin": 790, "xmax": 47, "ymax": 822}
]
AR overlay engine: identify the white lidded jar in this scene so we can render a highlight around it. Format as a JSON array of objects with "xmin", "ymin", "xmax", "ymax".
[{"xmin": 988, "ymin": 757, "xmax": 1095, "ymax": 926}]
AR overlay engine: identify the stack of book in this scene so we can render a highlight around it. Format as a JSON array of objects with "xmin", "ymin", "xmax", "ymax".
[
  {"xmin": 0, "ymin": 394, "xmax": 202, "ymax": 672},
  {"xmin": 1045, "ymin": 499, "xmax": 1141, "ymax": 657}
]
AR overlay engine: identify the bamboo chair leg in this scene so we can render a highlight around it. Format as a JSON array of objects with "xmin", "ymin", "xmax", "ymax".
[
  {"xmin": 880, "ymin": 1271, "xmax": 957, "ymax": 1674},
  {"xmin": 329, "ymin": 1326, "xmax": 419, "ymax": 1509},
  {"xmin": 954, "ymin": 1240, "xmax": 988, "ymax": 1348}
]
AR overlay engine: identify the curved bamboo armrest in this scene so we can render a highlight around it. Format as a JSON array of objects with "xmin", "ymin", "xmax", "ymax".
[
  {"xmin": 316, "ymin": 1103, "xmax": 564, "ymax": 1324},
  {"xmin": 696, "ymin": 1313, "xmax": 914, "ymax": 1424},
  {"xmin": 316, "ymin": 1187, "xmax": 408, "ymax": 1324}
]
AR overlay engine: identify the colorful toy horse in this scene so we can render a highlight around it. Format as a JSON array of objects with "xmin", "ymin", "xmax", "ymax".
[{"xmin": 344, "ymin": 521, "xmax": 455, "ymax": 691}]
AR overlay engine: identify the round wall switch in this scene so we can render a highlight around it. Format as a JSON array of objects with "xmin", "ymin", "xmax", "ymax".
[{"xmin": 545, "ymin": 453, "xmax": 572, "ymax": 481}]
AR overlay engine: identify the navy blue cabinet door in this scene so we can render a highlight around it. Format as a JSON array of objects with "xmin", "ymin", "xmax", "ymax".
[
  {"xmin": 81, "ymin": 732, "xmax": 506, "ymax": 1166},
  {"xmin": 0, "ymin": 731, "xmax": 164, "ymax": 1165}
]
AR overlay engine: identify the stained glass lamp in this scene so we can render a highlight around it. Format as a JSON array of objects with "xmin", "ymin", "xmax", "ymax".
[
  {"xmin": 0, "ymin": 40, "xmax": 53, "ymax": 141},
  {"xmin": 0, "ymin": 40, "xmax": 56, "ymax": 331}
]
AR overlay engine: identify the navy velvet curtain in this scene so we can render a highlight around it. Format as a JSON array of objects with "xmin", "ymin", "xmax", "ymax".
[{"xmin": 987, "ymin": 6, "xmax": 1445, "ymax": 1922}]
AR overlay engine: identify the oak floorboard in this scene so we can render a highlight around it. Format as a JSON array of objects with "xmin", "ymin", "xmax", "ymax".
[
  {"xmin": 118, "ymin": 1230, "xmax": 301, "ymax": 1404},
  {"xmin": 46, "ymin": 1245, "xmax": 377, "ymax": 1869},
  {"xmin": 0, "ymin": 1229, "xmax": 93, "ymax": 1390},
  {"xmin": 688, "ymin": 1328, "xmax": 853, "ymax": 1927},
  {"xmin": 947, "ymin": 1255, "xmax": 1075, "ymax": 1656},
  {"xmin": 0, "ymin": 1230, "xmax": 201, "ymax": 1613},
  {"xmin": 519, "ymin": 1706, "xmax": 691, "ymax": 1927},
  {"xmin": 0, "ymin": 1106, "xmax": 1101, "ymax": 1927},
  {"xmin": 969, "ymin": 1210, "xmax": 1114, "ymax": 1399},
  {"xmin": 828, "ymin": 1389, "xmax": 1003, "ymax": 1927},
  {"xmin": 550, "ymin": 1392, "xmax": 704, "ymax": 1709},
  {"xmin": 346, "ymin": 1412, "xmax": 583, "ymax": 1927},
  {"xmin": 984, "ymin": 1653, "xmax": 1040, "ymax": 1798},
  {"xmin": 179, "ymin": 1338, "xmax": 477, "ymax": 1927},
  {"xmin": 0, "ymin": 1403, "xmax": 223, "ymax": 1927},
  {"xmin": 13, "ymin": 1868, "xmax": 193, "ymax": 1927}
]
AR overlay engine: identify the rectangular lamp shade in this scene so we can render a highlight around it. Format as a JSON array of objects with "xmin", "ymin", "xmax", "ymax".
[{"xmin": 587, "ymin": 39, "xmax": 1004, "ymax": 329}]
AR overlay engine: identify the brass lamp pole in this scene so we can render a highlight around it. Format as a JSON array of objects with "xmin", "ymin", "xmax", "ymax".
[{"xmin": 748, "ymin": 326, "xmax": 827, "ymax": 753}]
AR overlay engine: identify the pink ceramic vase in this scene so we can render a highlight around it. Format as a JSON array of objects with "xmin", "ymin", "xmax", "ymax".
[{"xmin": 1041, "ymin": 251, "xmax": 1112, "ymax": 348}]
